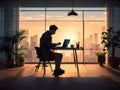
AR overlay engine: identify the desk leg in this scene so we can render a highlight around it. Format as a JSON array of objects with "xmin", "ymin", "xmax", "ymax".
[
  {"xmin": 73, "ymin": 49, "xmax": 79, "ymax": 75},
  {"xmin": 73, "ymin": 49, "xmax": 77, "ymax": 67}
]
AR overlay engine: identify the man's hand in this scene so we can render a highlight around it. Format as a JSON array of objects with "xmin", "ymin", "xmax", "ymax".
[{"xmin": 57, "ymin": 42, "xmax": 61, "ymax": 45}]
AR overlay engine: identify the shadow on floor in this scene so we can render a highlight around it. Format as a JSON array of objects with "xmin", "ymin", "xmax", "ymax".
[
  {"xmin": 0, "ymin": 75, "xmax": 120, "ymax": 90},
  {"xmin": 0, "ymin": 64, "xmax": 120, "ymax": 90},
  {"xmin": 101, "ymin": 65, "xmax": 120, "ymax": 76}
]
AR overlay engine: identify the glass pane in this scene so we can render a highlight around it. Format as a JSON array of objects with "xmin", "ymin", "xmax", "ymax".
[
  {"xmin": 20, "ymin": 11, "xmax": 45, "ymax": 20},
  {"xmin": 84, "ymin": 21, "xmax": 105, "ymax": 63},
  {"xmin": 84, "ymin": 50, "xmax": 103, "ymax": 63},
  {"xmin": 20, "ymin": 21, "xmax": 45, "ymax": 42},
  {"xmin": 46, "ymin": 11, "xmax": 82, "ymax": 20},
  {"xmin": 19, "ymin": 21, "xmax": 45, "ymax": 62},
  {"xmin": 84, "ymin": 21, "xmax": 105, "ymax": 49},
  {"xmin": 84, "ymin": 11, "xmax": 105, "ymax": 20}
]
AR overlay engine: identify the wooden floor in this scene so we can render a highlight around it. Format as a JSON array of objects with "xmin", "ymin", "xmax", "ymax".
[{"xmin": 0, "ymin": 64, "xmax": 120, "ymax": 90}]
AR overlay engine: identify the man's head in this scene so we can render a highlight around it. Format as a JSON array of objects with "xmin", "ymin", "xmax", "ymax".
[{"xmin": 49, "ymin": 25, "xmax": 58, "ymax": 35}]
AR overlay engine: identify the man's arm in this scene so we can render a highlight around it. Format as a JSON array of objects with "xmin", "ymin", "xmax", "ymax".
[{"xmin": 51, "ymin": 42, "xmax": 61, "ymax": 48}]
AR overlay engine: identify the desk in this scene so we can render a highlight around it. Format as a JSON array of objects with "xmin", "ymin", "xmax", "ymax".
[{"xmin": 53, "ymin": 47, "xmax": 84, "ymax": 75}]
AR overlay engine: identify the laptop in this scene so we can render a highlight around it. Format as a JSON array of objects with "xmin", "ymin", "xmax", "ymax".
[{"xmin": 56, "ymin": 39, "xmax": 70, "ymax": 48}]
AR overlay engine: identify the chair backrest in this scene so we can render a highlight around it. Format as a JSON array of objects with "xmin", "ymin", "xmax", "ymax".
[
  {"xmin": 35, "ymin": 47, "xmax": 42, "ymax": 58},
  {"xmin": 35, "ymin": 47, "xmax": 54, "ymax": 61}
]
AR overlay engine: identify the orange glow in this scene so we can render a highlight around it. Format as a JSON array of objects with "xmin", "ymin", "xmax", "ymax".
[{"xmin": 20, "ymin": 8, "xmax": 105, "ymax": 47}]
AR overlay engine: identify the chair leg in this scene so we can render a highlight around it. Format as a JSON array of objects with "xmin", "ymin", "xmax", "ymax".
[
  {"xmin": 43, "ymin": 61, "xmax": 46, "ymax": 75},
  {"xmin": 35, "ymin": 60, "xmax": 41, "ymax": 72},
  {"xmin": 35, "ymin": 60, "xmax": 53, "ymax": 76},
  {"xmin": 48, "ymin": 61, "xmax": 53, "ymax": 72}
]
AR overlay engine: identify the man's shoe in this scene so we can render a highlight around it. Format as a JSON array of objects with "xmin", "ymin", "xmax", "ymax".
[
  {"xmin": 58, "ymin": 68, "xmax": 65, "ymax": 73},
  {"xmin": 53, "ymin": 69, "xmax": 65, "ymax": 77}
]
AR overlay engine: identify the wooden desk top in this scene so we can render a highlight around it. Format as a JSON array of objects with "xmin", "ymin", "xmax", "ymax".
[{"xmin": 53, "ymin": 47, "xmax": 84, "ymax": 50}]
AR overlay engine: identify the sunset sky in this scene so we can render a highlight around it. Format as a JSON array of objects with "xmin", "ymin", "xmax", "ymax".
[{"xmin": 19, "ymin": 7, "xmax": 106, "ymax": 46}]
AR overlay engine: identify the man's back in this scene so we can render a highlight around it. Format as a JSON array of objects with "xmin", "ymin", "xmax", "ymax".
[
  {"xmin": 40, "ymin": 31, "xmax": 51, "ymax": 51},
  {"xmin": 40, "ymin": 31, "xmax": 55, "ymax": 60}
]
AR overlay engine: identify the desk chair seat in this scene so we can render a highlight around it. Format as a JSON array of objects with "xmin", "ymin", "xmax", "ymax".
[{"xmin": 34, "ymin": 47, "xmax": 53, "ymax": 75}]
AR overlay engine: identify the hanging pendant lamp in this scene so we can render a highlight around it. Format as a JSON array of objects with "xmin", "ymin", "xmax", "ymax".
[
  {"xmin": 68, "ymin": 9, "xmax": 78, "ymax": 16},
  {"xmin": 67, "ymin": 0, "xmax": 78, "ymax": 16}
]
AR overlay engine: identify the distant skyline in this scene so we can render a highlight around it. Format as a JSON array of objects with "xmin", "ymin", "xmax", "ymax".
[
  {"xmin": 20, "ymin": 8, "xmax": 106, "ymax": 44},
  {"xmin": 20, "ymin": 7, "xmax": 105, "ymax": 63},
  {"xmin": 22, "ymin": 31, "xmax": 103, "ymax": 62}
]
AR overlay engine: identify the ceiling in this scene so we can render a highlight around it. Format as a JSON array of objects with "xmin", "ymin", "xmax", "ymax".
[{"xmin": 1, "ymin": 0, "xmax": 120, "ymax": 7}]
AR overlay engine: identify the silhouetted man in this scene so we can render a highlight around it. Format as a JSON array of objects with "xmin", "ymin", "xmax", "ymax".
[{"xmin": 40, "ymin": 25, "xmax": 65, "ymax": 77}]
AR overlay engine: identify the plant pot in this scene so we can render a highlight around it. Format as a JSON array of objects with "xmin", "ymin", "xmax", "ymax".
[
  {"xmin": 6, "ymin": 60, "xmax": 14, "ymax": 68},
  {"xmin": 108, "ymin": 57, "xmax": 120, "ymax": 68},
  {"xmin": 19, "ymin": 61, "xmax": 24, "ymax": 66},
  {"xmin": 16, "ymin": 60, "xmax": 24, "ymax": 67},
  {"xmin": 98, "ymin": 56, "xmax": 105, "ymax": 66}
]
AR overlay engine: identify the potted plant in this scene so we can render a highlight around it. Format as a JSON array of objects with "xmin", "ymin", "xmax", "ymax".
[
  {"xmin": 0, "ymin": 30, "xmax": 27, "ymax": 67},
  {"xmin": 96, "ymin": 52, "xmax": 106, "ymax": 66},
  {"xmin": 13, "ymin": 30, "xmax": 27, "ymax": 66},
  {"xmin": 15, "ymin": 52, "xmax": 26, "ymax": 66},
  {"xmin": 101, "ymin": 27, "xmax": 120, "ymax": 68},
  {"xmin": 0, "ymin": 36, "xmax": 15, "ymax": 68}
]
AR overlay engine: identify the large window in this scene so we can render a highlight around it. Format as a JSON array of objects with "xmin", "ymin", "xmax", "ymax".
[{"xmin": 20, "ymin": 7, "xmax": 105, "ymax": 63}]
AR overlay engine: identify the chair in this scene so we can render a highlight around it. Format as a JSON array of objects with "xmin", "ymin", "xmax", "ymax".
[{"xmin": 34, "ymin": 47, "xmax": 53, "ymax": 75}]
